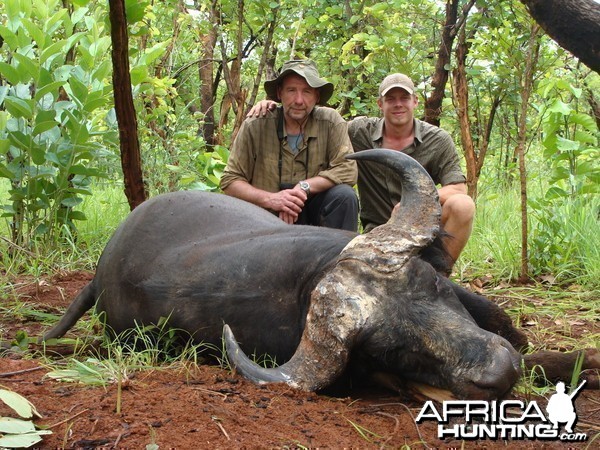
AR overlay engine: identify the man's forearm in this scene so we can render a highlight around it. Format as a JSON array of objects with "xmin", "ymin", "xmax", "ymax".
[
  {"xmin": 301, "ymin": 176, "xmax": 335, "ymax": 195},
  {"xmin": 438, "ymin": 183, "xmax": 468, "ymax": 205},
  {"xmin": 223, "ymin": 180, "xmax": 271, "ymax": 209}
]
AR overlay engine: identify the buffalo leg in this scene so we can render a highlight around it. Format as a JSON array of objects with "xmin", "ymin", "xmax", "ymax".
[{"xmin": 524, "ymin": 348, "xmax": 600, "ymax": 389}]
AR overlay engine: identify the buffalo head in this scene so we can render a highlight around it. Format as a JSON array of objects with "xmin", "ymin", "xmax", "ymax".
[{"xmin": 225, "ymin": 149, "xmax": 522, "ymax": 400}]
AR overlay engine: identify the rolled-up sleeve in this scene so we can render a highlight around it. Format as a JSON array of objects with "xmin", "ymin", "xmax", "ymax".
[
  {"xmin": 430, "ymin": 132, "xmax": 466, "ymax": 186},
  {"xmin": 220, "ymin": 121, "xmax": 255, "ymax": 191},
  {"xmin": 308, "ymin": 108, "xmax": 356, "ymax": 186},
  {"xmin": 319, "ymin": 119, "xmax": 357, "ymax": 185}
]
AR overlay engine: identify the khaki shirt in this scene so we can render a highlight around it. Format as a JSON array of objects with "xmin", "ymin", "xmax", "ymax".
[
  {"xmin": 221, "ymin": 107, "xmax": 357, "ymax": 193},
  {"xmin": 348, "ymin": 116, "xmax": 466, "ymax": 231}
]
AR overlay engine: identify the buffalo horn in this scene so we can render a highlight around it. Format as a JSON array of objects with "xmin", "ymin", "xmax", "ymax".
[
  {"xmin": 225, "ymin": 148, "xmax": 441, "ymax": 389},
  {"xmin": 341, "ymin": 149, "xmax": 441, "ymax": 272}
]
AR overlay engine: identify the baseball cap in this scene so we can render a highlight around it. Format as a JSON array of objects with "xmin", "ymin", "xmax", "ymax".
[{"xmin": 378, "ymin": 73, "xmax": 415, "ymax": 96}]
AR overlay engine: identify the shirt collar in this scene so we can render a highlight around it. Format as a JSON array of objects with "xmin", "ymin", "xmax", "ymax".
[
  {"xmin": 282, "ymin": 107, "xmax": 319, "ymax": 138},
  {"xmin": 373, "ymin": 118, "xmax": 424, "ymax": 146},
  {"xmin": 413, "ymin": 118, "xmax": 424, "ymax": 144}
]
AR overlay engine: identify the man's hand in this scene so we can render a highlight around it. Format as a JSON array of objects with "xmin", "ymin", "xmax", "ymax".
[
  {"xmin": 266, "ymin": 187, "xmax": 307, "ymax": 224},
  {"xmin": 247, "ymin": 100, "xmax": 278, "ymax": 118},
  {"xmin": 223, "ymin": 180, "xmax": 308, "ymax": 224}
]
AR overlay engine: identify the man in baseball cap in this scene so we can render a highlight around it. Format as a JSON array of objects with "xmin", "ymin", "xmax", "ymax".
[
  {"xmin": 221, "ymin": 60, "xmax": 358, "ymax": 231},
  {"xmin": 349, "ymin": 73, "xmax": 475, "ymax": 271}
]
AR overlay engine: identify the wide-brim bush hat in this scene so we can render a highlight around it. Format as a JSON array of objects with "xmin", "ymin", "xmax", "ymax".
[{"xmin": 264, "ymin": 59, "xmax": 334, "ymax": 105}]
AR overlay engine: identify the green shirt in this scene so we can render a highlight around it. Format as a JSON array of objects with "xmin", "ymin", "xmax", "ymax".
[
  {"xmin": 348, "ymin": 116, "xmax": 466, "ymax": 232},
  {"xmin": 221, "ymin": 106, "xmax": 357, "ymax": 193}
]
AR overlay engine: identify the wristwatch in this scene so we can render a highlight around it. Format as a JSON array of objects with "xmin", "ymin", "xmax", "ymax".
[{"xmin": 298, "ymin": 180, "xmax": 311, "ymax": 196}]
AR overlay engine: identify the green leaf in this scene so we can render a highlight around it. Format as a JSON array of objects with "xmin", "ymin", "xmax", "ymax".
[
  {"xmin": 12, "ymin": 53, "xmax": 40, "ymax": 81},
  {"xmin": 0, "ymin": 163, "xmax": 13, "ymax": 179},
  {"xmin": 141, "ymin": 41, "xmax": 170, "ymax": 65},
  {"xmin": 0, "ymin": 85, "xmax": 8, "ymax": 105},
  {"xmin": 66, "ymin": 210, "xmax": 87, "ymax": 221},
  {"xmin": 0, "ymin": 417, "xmax": 36, "ymax": 434},
  {"xmin": 33, "ymin": 120, "xmax": 59, "ymax": 136},
  {"xmin": 45, "ymin": 8, "xmax": 70, "ymax": 35},
  {"xmin": 71, "ymin": 5, "xmax": 89, "ymax": 22},
  {"xmin": 35, "ymin": 80, "xmax": 66, "ymax": 102},
  {"xmin": 130, "ymin": 65, "xmax": 149, "ymax": 86},
  {"xmin": 0, "ymin": 389, "xmax": 41, "ymax": 419},
  {"xmin": 61, "ymin": 196, "xmax": 83, "ymax": 208},
  {"xmin": 4, "ymin": 97, "xmax": 34, "ymax": 119},
  {"xmin": 88, "ymin": 36, "xmax": 111, "ymax": 59},
  {"xmin": 547, "ymin": 98, "xmax": 571, "ymax": 116},
  {"xmin": 125, "ymin": 0, "xmax": 150, "ymax": 24},
  {"xmin": 40, "ymin": 39, "xmax": 68, "ymax": 66},
  {"xmin": 21, "ymin": 18, "xmax": 46, "ymax": 50},
  {"xmin": 0, "ymin": 62, "xmax": 22, "ymax": 85},
  {"xmin": 555, "ymin": 136, "xmax": 580, "ymax": 152},
  {"xmin": 71, "ymin": 0, "xmax": 91, "ymax": 7},
  {"xmin": 83, "ymin": 91, "xmax": 109, "ymax": 113},
  {"xmin": 568, "ymin": 112, "xmax": 597, "ymax": 132},
  {"xmin": 32, "ymin": 0, "xmax": 49, "ymax": 21},
  {"xmin": 544, "ymin": 186, "xmax": 569, "ymax": 200},
  {"xmin": 0, "ymin": 432, "xmax": 50, "ymax": 448},
  {"xmin": 67, "ymin": 76, "xmax": 89, "ymax": 105},
  {"xmin": 34, "ymin": 109, "xmax": 58, "ymax": 132},
  {"xmin": 69, "ymin": 165, "xmax": 105, "ymax": 177},
  {"xmin": 0, "ymin": 25, "xmax": 19, "ymax": 49},
  {"xmin": 573, "ymin": 130, "xmax": 597, "ymax": 145},
  {"xmin": 576, "ymin": 160, "xmax": 599, "ymax": 176},
  {"xmin": 0, "ymin": 136, "xmax": 10, "ymax": 153},
  {"xmin": 92, "ymin": 60, "xmax": 111, "ymax": 82}
]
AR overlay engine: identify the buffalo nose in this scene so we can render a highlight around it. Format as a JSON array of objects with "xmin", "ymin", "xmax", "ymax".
[{"xmin": 474, "ymin": 342, "xmax": 522, "ymax": 397}]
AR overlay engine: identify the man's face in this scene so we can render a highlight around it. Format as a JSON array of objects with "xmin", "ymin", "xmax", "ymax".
[
  {"xmin": 278, "ymin": 74, "xmax": 320, "ymax": 123},
  {"xmin": 377, "ymin": 87, "xmax": 418, "ymax": 127}
]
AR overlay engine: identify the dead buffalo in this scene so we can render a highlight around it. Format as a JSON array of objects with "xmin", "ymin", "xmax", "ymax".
[{"xmin": 42, "ymin": 149, "xmax": 595, "ymax": 399}]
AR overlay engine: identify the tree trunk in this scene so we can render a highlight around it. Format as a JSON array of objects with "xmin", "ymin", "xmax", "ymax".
[
  {"xmin": 217, "ymin": 0, "xmax": 248, "ymax": 144},
  {"xmin": 247, "ymin": 5, "xmax": 279, "ymax": 113},
  {"xmin": 515, "ymin": 23, "xmax": 541, "ymax": 281},
  {"xmin": 453, "ymin": 26, "xmax": 477, "ymax": 198},
  {"xmin": 453, "ymin": 34, "xmax": 502, "ymax": 199},
  {"xmin": 583, "ymin": 81, "xmax": 600, "ymax": 130},
  {"xmin": 424, "ymin": 0, "xmax": 459, "ymax": 126},
  {"xmin": 424, "ymin": 0, "xmax": 476, "ymax": 125},
  {"xmin": 199, "ymin": 0, "xmax": 218, "ymax": 149},
  {"xmin": 109, "ymin": 0, "xmax": 147, "ymax": 210},
  {"xmin": 520, "ymin": 0, "xmax": 600, "ymax": 73}
]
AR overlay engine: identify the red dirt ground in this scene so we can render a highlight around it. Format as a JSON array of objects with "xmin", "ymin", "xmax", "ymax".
[{"xmin": 1, "ymin": 271, "xmax": 598, "ymax": 449}]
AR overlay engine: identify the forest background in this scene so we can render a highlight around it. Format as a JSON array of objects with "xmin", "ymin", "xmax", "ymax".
[{"xmin": 0, "ymin": 0, "xmax": 598, "ymax": 289}]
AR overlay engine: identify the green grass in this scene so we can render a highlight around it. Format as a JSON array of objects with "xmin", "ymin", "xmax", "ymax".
[
  {"xmin": 0, "ymin": 182, "xmax": 129, "ymax": 277},
  {"xmin": 458, "ymin": 190, "xmax": 522, "ymax": 281},
  {"xmin": 458, "ymin": 189, "xmax": 600, "ymax": 289}
]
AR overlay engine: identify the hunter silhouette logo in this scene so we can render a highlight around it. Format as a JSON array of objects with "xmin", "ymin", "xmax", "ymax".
[
  {"xmin": 546, "ymin": 380, "xmax": 586, "ymax": 434},
  {"xmin": 416, "ymin": 380, "xmax": 588, "ymax": 442}
]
